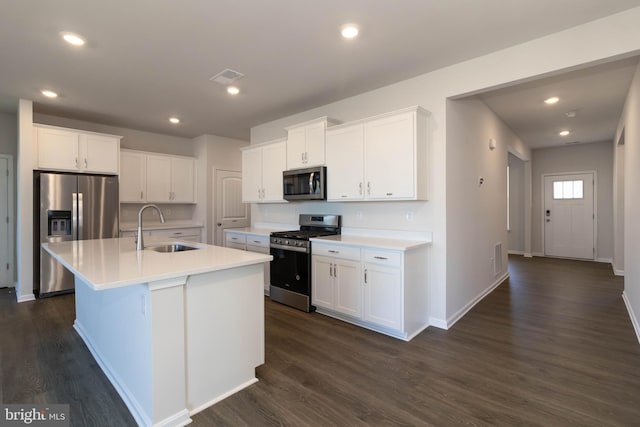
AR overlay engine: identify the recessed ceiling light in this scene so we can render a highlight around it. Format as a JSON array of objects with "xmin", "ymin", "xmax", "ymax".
[
  {"xmin": 565, "ymin": 111, "xmax": 577, "ymax": 118},
  {"xmin": 559, "ymin": 130, "xmax": 570, "ymax": 136},
  {"xmin": 169, "ymin": 117, "xmax": 180, "ymax": 124},
  {"xmin": 61, "ymin": 32, "xmax": 86, "ymax": 46},
  {"xmin": 41, "ymin": 90, "xmax": 58, "ymax": 98},
  {"xmin": 227, "ymin": 86, "xmax": 240, "ymax": 95},
  {"xmin": 544, "ymin": 96, "xmax": 559, "ymax": 105},
  {"xmin": 341, "ymin": 24, "xmax": 359, "ymax": 39}
]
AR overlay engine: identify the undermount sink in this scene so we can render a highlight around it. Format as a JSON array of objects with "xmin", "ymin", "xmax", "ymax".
[{"xmin": 146, "ymin": 243, "xmax": 200, "ymax": 253}]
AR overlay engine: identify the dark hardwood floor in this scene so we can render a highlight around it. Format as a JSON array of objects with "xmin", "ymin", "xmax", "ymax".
[{"xmin": 2, "ymin": 255, "xmax": 640, "ymax": 426}]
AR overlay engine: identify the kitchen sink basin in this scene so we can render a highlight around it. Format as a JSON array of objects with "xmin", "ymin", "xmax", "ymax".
[{"xmin": 146, "ymin": 243, "xmax": 200, "ymax": 253}]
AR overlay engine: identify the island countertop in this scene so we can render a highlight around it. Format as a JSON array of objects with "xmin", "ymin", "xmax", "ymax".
[{"xmin": 42, "ymin": 237, "xmax": 272, "ymax": 291}]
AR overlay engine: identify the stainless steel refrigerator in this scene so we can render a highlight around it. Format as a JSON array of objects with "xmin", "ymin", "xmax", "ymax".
[{"xmin": 34, "ymin": 172, "xmax": 119, "ymax": 297}]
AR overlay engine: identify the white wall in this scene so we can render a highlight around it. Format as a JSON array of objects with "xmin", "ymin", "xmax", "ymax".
[
  {"xmin": 16, "ymin": 100, "xmax": 34, "ymax": 301},
  {"xmin": 250, "ymin": 7, "xmax": 640, "ymax": 326},
  {"xmin": 616, "ymin": 61, "xmax": 640, "ymax": 340},
  {"xmin": 531, "ymin": 142, "xmax": 614, "ymax": 260},
  {"xmin": 508, "ymin": 153, "xmax": 526, "ymax": 253}
]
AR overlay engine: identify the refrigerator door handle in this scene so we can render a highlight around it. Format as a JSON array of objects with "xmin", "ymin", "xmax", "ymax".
[
  {"xmin": 78, "ymin": 192, "xmax": 84, "ymax": 239},
  {"xmin": 72, "ymin": 192, "xmax": 78, "ymax": 240}
]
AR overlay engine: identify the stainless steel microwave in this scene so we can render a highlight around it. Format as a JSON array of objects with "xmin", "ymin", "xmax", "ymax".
[{"xmin": 283, "ymin": 166, "xmax": 326, "ymax": 201}]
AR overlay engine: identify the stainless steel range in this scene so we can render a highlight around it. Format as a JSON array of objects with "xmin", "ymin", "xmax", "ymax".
[{"xmin": 270, "ymin": 214, "xmax": 341, "ymax": 312}]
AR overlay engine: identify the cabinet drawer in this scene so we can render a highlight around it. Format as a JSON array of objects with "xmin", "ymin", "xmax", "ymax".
[
  {"xmin": 363, "ymin": 249, "xmax": 402, "ymax": 267},
  {"xmin": 312, "ymin": 243, "xmax": 361, "ymax": 261},
  {"xmin": 151, "ymin": 228, "xmax": 202, "ymax": 238},
  {"xmin": 225, "ymin": 232, "xmax": 247, "ymax": 246},
  {"xmin": 245, "ymin": 234, "xmax": 269, "ymax": 248},
  {"xmin": 246, "ymin": 244, "xmax": 269, "ymax": 254}
]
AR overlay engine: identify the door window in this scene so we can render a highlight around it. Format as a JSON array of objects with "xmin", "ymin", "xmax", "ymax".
[{"xmin": 553, "ymin": 180, "xmax": 583, "ymax": 200}]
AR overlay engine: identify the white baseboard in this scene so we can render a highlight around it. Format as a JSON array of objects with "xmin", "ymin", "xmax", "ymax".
[
  {"xmin": 446, "ymin": 271, "xmax": 510, "ymax": 329},
  {"xmin": 613, "ymin": 268, "xmax": 625, "ymax": 276},
  {"xmin": 428, "ymin": 317, "xmax": 448, "ymax": 330},
  {"xmin": 596, "ymin": 257, "xmax": 613, "ymax": 264},
  {"xmin": 532, "ymin": 252, "xmax": 544, "ymax": 257},
  {"xmin": 189, "ymin": 378, "xmax": 258, "ymax": 416},
  {"xmin": 622, "ymin": 291, "xmax": 640, "ymax": 345},
  {"xmin": 524, "ymin": 253, "xmax": 533, "ymax": 258},
  {"xmin": 508, "ymin": 250, "xmax": 524, "ymax": 255}
]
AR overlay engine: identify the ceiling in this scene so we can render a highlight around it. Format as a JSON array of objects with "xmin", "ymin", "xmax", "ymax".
[
  {"xmin": 0, "ymin": 1, "xmax": 639, "ymax": 141},
  {"xmin": 478, "ymin": 56, "xmax": 639, "ymax": 150}
]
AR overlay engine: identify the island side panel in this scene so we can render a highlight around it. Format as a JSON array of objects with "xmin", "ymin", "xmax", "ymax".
[
  {"xmin": 149, "ymin": 282, "xmax": 190, "ymax": 426},
  {"xmin": 185, "ymin": 263, "xmax": 265, "ymax": 414},
  {"xmin": 74, "ymin": 277, "xmax": 154, "ymax": 426}
]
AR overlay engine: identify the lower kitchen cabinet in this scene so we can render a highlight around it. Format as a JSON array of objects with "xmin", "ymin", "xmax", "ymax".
[
  {"xmin": 311, "ymin": 239, "xmax": 429, "ymax": 341},
  {"xmin": 225, "ymin": 230, "xmax": 271, "ymax": 294},
  {"xmin": 312, "ymin": 255, "xmax": 362, "ymax": 318},
  {"xmin": 120, "ymin": 227, "xmax": 202, "ymax": 243}
]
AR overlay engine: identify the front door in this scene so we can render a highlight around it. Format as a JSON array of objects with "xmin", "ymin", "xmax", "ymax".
[
  {"xmin": 544, "ymin": 173, "xmax": 594, "ymax": 260},
  {"xmin": 214, "ymin": 169, "xmax": 250, "ymax": 246}
]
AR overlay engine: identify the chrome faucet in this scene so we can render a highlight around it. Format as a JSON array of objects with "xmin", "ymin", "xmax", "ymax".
[{"xmin": 136, "ymin": 204, "xmax": 165, "ymax": 251}]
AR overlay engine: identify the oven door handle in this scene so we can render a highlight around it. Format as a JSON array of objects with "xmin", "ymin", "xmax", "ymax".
[{"xmin": 270, "ymin": 243, "xmax": 309, "ymax": 253}]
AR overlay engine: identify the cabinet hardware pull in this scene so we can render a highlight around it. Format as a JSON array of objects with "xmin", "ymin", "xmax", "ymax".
[
  {"xmin": 364, "ymin": 269, "xmax": 368, "ymax": 283},
  {"xmin": 75, "ymin": 158, "xmax": 78, "ymax": 168},
  {"xmin": 374, "ymin": 256, "xmax": 388, "ymax": 260},
  {"xmin": 231, "ymin": 237, "xmax": 238, "ymax": 240},
  {"xmin": 386, "ymin": 192, "xmax": 393, "ymax": 196},
  {"xmin": 334, "ymin": 264, "xmax": 337, "ymax": 278},
  {"xmin": 328, "ymin": 250, "xmax": 339, "ymax": 253},
  {"xmin": 367, "ymin": 182, "xmax": 371, "ymax": 195},
  {"xmin": 359, "ymin": 182, "xmax": 363, "ymax": 195},
  {"xmin": 330, "ymin": 264, "xmax": 333, "ymax": 277},
  {"xmin": 140, "ymin": 191, "xmax": 143, "ymax": 200},
  {"xmin": 253, "ymin": 240, "xmax": 261, "ymax": 244},
  {"xmin": 84, "ymin": 158, "xmax": 88, "ymax": 168}
]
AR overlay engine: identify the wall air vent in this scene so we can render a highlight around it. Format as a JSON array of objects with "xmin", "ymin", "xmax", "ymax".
[
  {"xmin": 209, "ymin": 69, "xmax": 244, "ymax": 85},
  {"xmin": 494, "ymin": 242, "xmax": 503, "ymax": 276}
]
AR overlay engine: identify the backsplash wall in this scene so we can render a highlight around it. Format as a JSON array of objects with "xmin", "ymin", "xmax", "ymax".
[{"xmin": 120, "ymin": 204, "xmax": 195, "ymax": 224}]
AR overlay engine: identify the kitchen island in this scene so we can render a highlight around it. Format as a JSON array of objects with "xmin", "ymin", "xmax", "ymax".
[{"xmin": 42, "ymin": 237, "xmax": 272, "ymax": 427}]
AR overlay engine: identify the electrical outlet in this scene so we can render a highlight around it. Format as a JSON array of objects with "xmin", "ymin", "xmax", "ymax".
[
  {"xmin": 406, "ymin": 211, "xmax": 414, "ymax": 221},
  {"xmin": 356, "ymin": 211, "xmax": 363, "ymax": 220}
]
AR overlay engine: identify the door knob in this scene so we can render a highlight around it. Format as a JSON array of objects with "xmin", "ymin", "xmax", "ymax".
[{"xmin": 217, "ymin": 223, "xmax": 222, "ymax": 226}]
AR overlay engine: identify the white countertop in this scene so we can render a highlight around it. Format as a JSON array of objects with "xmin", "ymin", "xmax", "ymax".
[
  {"xmin": 120, "ymin": 221, "xmax": 203, "ymax": 232},
  {"xmin": 311, "ymin": 234, "xmax": 431, "ymax": 251},
  {"xmin": 42, "ymin": 237, "xmax": 272, "ymax": 291}
]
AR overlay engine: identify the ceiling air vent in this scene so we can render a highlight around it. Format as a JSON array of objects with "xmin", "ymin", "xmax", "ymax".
[
  {"xmin": 564, "ymin": 140, "xmax": 581, "ymax": 145},
  {"xmin": 209, "ymin": 69, "xmax": 244, "ymax": 85}
]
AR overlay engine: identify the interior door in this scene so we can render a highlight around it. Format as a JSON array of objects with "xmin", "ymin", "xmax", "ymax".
[
  {"xmin": 544, "ymin": 173, "xmax": 594, "ymax": 259},
  {"xmin": 214, "ymin": 169, "xmax": 249, "ymax": 246}
]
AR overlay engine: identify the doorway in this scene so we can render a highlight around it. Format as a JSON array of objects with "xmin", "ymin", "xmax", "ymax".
[
  {"xmin": 213, "ymin": 169, "xmax": 250, "ymax": 246},
  {"xmin": 543, "ymin": 172, "xmax": 595, "ymax": 260},
  {"xmin": 0, "ymin": 154, "xmax": 14, "ymax": 286}
]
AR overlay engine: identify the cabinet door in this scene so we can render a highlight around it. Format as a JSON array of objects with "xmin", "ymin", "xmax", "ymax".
[
  {"xmin": 36, "ymin": 127, "xmax": 79, "ymax": 171},
  {"xmin": 334, "ymin": 259, "xmax": 362, "ymax": 318},
  {"xmin": 242, "ymin": 148, "xmax": 263, "ymax": 203},
  {"xmin": 364, "ymin": 112, "xmax": 415, "ymax": 200},
  {"xmin": 170, "ymin": 157, "xmax": 196, "ymax": 203},
  {"xmin": 312, "ymin": 256, "xmax": 335, "ymax": 310},
  {"xmin": 80, "ymin": 134, "xmax": 119, "ymax": 174},
  {"xmin": 261, "ymin": 142, "xmax": 286, "ymax": 202},
  {"xmin": 120, "ymin": 151, "xmax": 146, "ymax": 202},
  {"xmin": 363, "ymin": 263, "xmax": 402, "ymax": 331},
  {"xmin": 286, "ymin": 127, "xmax": 306, "ymax": 169},
  {"xmin": 146, "ymin": 155, "xmax": 172, "ymax": 202},
  {"xmin": 326, "ymin": 124, "xmax": 364, "ymax": 201},
  {"xmin": 304, "ymin": 121, "xmax": 326, "ymax": 166}
]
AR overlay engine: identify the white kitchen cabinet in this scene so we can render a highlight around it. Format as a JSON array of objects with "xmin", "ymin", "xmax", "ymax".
[
  {"xmin": 241, "ymin": 140, "xmax": 286, "ymax": 203},
  {"xmin": 34, "ymin": 124, "xmax": 120, "ymax": 174},
  {"xmin": 286, "ymin": 118, "xmax": 337, "ymax": 169},
  {"xmin": 325, "ymin": 107, "xmax": 428, "ymax": 202},
  {"xmin": 363, "ymin": 250, "xmax": 403, "ymax": 331},
  {"xmin": 325, "ymin": 123, "xmax": 365, "ymax": 200},
  {"xmin": 225, "ymin": 230, "xmax": 271, "ymax": 293},
  {"xmin": 312, "ymin": 243, "xmax": 362, "ymax": 318},
  {"xmin": 311, "ymin": 237, "xmax": 429, "ymax": 341},
  {"xmin": 146, "ymin": 155, "xmax": 196, "ymax": 203},
  {"xmin": 119, "ymin": 151, "xmax": 146, "ymax": 202},
  {"xmin": 120, "ymin": 150, "xmax": 196, "ymax": 204}
]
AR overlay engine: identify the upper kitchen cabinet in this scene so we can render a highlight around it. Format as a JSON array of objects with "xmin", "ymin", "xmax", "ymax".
[
  {"xmin": 326, "ymin": 107, "xmax": 429, "ymax": 202},
  {"xmin": 34, "ymin": 124, "xmax": 121, "ymax": 174},
  {"xmin": 285, "ymin": 117, "xmax": 338, "ymax": 169},
  {"xmin": 242, "ymin": 139, "xmax": 287, "ymax": 203},
  {"xmin": 120, "ymin": 149, "xmax": 196, "ymax": 203}
]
